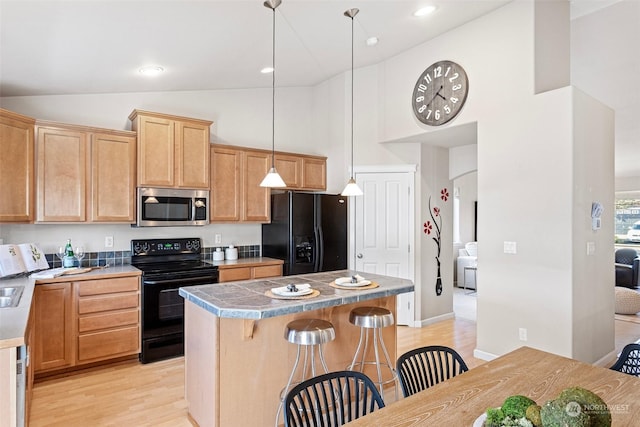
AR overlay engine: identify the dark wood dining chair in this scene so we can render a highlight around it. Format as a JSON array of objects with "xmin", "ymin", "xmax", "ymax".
[
  {"xmin": 396, "ymin": 345, "xmax": 469, "ymax": 398},
  {"xmin": 283, "ymin": 370, "xmax": 385, "ymax": 427}
]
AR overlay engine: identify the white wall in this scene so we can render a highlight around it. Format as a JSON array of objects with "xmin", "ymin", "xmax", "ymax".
[{"xmin": 340, "ymin": 0, "xmax": 614, "ymax": 361}]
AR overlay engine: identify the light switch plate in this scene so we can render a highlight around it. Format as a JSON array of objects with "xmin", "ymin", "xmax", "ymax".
[{"xmin": 504, "ymin": 241, "xmax": 517, "ymax": 254}]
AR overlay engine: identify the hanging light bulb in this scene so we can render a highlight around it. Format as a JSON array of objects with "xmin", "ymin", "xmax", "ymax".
[
  {"xmin": 260, "ymin": 0, "xmax": 286, "ymax": 188},
  {"xmin": 341, "ymin": 8, "xmax": 363, "ymax": 197}
]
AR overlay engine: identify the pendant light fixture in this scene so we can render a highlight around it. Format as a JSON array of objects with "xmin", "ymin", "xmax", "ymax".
[
  {"xmin": 341, "ymin": 8, "xmax": 363, "ymax": 197},
  {"xmin": 260, "ymin": 0, "xmax": 287, "ymax": 188}
]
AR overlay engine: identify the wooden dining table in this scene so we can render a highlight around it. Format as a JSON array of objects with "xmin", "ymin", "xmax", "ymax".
[{"xmin": 345, "ymin": 346, "xmax": 640, "ymax": 426}]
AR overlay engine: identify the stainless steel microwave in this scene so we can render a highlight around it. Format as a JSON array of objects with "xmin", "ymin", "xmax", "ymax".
[{"xmin": 137, "ymin": 187, "xmax": 209, "ymax": 227}]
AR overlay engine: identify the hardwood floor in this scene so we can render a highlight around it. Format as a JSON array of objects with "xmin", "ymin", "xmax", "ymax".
[{"xmin": 29, "ymin": 316, "xmax": 640, "ymax": 426}]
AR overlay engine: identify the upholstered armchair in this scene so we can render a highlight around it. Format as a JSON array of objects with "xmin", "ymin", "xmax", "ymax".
[
  {"xmin": 456, "ymin": 242, "xmax": 477, "ymax": 289},
  {"xmin": 615, "ymin": 248, "xmax": 640, "ymax": 289}
]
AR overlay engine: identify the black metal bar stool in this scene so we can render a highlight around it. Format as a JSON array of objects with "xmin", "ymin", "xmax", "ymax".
[
  {"xmin": 347, "ymin": 306, "xmax": 398, "ymax": 400},
  {"xmin": 275, "ymin": 318, "xmax": 336, "ymax": 426}
]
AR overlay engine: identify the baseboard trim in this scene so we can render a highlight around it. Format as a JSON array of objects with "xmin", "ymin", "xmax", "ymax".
[
  {"xmin": 593, "ymin": 349, "xmax": 618, "ymax": 368},
  {"xmin": 417, "ymin": 312, "xmax": 455, "ymax": 327},
  {"xmin": 473, "ymin": 348, "xmax": 498, "ymax": 361}
]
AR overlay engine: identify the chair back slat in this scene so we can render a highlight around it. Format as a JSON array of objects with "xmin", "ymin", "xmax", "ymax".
[
  {"xmin": 284, "ymin": 370, "xmax": 385, "ymax": 427},
  {"xmin": 396, "ymin": 345, "xmax": 469, "ymax": 398}
]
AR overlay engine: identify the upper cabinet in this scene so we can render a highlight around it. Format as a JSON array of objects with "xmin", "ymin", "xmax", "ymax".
[
  {"xmin": 274, "ymin": 153, "xmax": 326, "ymax": 190},
  {"xmin": 129, "ymin": 110, "xmax": 212, "ymax": 189},
  {"xmin": 35, "ymin": 121, "xmax": 136, "ymax": 223},
  {"xmin": 210, "ymin": 145, "xmax": 270, "ymax": 223},
  {"xmin": 210, "ymin": 144, "xmax": 327, "ymax": 223},
  {"xmin": 0, "ymin": 109, "xmax": 35, "ymax": 223}
]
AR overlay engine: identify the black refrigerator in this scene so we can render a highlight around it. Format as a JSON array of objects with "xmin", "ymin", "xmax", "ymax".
[{"xmin": 262, "ymin": 191, "xmax": 347, "ymax": 276}]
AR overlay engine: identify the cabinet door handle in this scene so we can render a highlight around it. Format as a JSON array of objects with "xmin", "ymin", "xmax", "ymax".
[{"xmin": 357, "ymin": 253, "xmax": 363, "ymax": 259}]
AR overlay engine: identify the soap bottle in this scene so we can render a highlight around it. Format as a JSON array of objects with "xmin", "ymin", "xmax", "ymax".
[{"xmin": 63, "ymin": 239, "xmax": 75, "ymax": 268}]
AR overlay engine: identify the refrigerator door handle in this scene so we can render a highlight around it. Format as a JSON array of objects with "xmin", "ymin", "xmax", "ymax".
[{"xmin": 314, "ymin": 226, "xmax": 324, "ymax": 272}]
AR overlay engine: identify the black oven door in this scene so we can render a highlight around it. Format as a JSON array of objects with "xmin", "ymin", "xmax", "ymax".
[{"xmin": 140, "ymin": 272, "xmax": 218, "ymax": 363}]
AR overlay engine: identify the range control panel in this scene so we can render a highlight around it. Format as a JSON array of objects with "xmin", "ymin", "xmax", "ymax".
[{"xmin": 131, "ymin": 238, "xmax": 202, "ymax": 257}]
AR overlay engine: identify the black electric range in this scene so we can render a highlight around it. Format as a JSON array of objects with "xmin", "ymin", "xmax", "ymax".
[{"xmin": 131, "ymin": 238, "xmax": 219, "ymax": 363}]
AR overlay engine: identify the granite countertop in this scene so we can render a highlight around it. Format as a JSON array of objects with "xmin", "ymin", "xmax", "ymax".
[
  {"xmin": 0, "ymin": 265, "xmax": 141, "ymax": 350},
  {"xmin": 179, "ymin": 270, "xmax": 414, "ymax": 320}
]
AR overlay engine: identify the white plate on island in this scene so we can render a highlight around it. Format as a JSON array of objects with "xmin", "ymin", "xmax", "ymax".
[
  {"xmin": 271, "ymin": 285, "xmax": 313, "ymax": 297},
  {"xmin": 335, "ymin": 277, "xmax": 371, "ymax": 287}
]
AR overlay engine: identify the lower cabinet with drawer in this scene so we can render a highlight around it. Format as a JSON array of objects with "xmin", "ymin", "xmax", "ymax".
[
  {"xmin": 33, "ymin": 274, "xmax": 141, "ymax": 375},
  {"xmin": 76, "ymin": 277, "xmax": 140, "ymax": 363}
]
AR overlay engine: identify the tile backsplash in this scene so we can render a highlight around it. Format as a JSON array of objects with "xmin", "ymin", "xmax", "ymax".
[{"xmin": 45, "ymin": 244, "xmax": 261, "ymax": 268}]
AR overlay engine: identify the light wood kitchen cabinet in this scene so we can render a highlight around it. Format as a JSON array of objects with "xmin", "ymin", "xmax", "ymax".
[
  {"xmin": 218, "ymin": 262, "xmax": 283, "ymax": 283},
  {"xmin": 76, "ymin": 277, "xmax": 140, "ymax": 363},
  {"xmin": 35, "ymin": 121, "xmax": 136, "ymax": 223},
  {"xmin": 273, "ymin": 153, "xmax": 327, "ymax": 190},
  {"xmin": 33, "ymin": 274, "xmax": 141, "ymax": 375},
  {"xmin": 0, "ymin": 109, "xmax": 35, "ymax": 223},
  {"xmin": 243, "ymin": 149, "xmax": 271, "ymax": 222},
  {"xmin": 33, "ymin": 282, "xmax": 75, "ymax": 372},
  {"xmin": 129, "ymin": 110, "xmax": 212, "ymax": 189},
  {"xmin": 301, "ymin": 156, "xmax": 327, "ymax": 190},
  {"xmin": 210, "ymin": 145, "xmax": 270, "ymax": 223},
  {"xmin": 210, "ymin": 146, "xmax": 241, "ymax": 221},
  {"xmin": 210, "ymin": 144, "xmax": 326, "ymax": 223},
  {"xmin": 274, "ymin": 153, "xmax": 302, "ymax": 188},
  {"xmin": 90, "ymin": 132, "xmax": 136, "ymax": 222}
]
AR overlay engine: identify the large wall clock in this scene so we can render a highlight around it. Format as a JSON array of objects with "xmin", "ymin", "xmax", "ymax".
[{"xmin": 411, "ymin": 60, "xmax": 469, "ymax": 126}]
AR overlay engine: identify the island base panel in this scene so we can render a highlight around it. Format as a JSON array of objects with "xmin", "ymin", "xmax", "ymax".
[{"xmin": 184, "ymin": 296, "xmax": 397, "ymax": 427}]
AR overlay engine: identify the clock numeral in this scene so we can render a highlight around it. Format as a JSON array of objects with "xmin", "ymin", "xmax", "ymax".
[
  {"xmin": 451, "ymin": 97, "xmax": 459, "ymax": 104},
  {"xmin": 448, "ymin": 73, "xmax": 459, "ymax": 82},
  {"xmin": 417, "ymin": 83, "xmax": 427, "ymax": 93},
  {"xmin": 444, "ymin": 105, "xmax": 451, "ymax": 114},
  {"xmin": 416, "ymin": 96, "xmax": 424, "ymax": 103},
  {"xmin": 435, "ymin": 110, "xmax": 441, "ymax": 120},
  {"xmin": 423, "ymin": 74, "xmax": 432, "ymax": 84},
  {"xmin": 426, "ymin": 109, "xmax": 432, "ymax": 119},
  {"xmin": 433, "ymin": 66, "xmax": 442, "ymax": 78},
  {"xmin": 444, "ymin": 66, "xmax": 451, "ymax": 77},
  {"xmin": 418, "ymin": 105, "xmax": 427, "ymax": 113},
  {"xmin": 452, "ymin": 84, "xmax": 462, "ymax": 91}
]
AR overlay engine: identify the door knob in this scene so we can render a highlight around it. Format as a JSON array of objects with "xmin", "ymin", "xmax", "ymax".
[{"xmin": 357, "ymin": 253, "xmax": 363, "ymax": 259}]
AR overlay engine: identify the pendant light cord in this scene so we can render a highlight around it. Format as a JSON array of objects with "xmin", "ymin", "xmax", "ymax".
[
  {"xmin": 350, "ymin": 13, "xmax": 354, "ymax": 179},
  {"xmin": 271, "ymin": 6, "xmax": 276, "ymax": 167}
]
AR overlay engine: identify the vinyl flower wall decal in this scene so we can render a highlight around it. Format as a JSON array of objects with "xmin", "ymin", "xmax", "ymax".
[{"xmin": 423, "ymin": 188, "xmax": 449, "ymax": 296}]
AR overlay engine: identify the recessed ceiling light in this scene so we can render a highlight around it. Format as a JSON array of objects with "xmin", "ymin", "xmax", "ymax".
[
  {"xmin": 366, "ymin": 37, "xmax": 379, "ymax": 47},
  {"xmin": 261, "ymin": 67, "xmax": 274, "ymax": 74},
  {"xmin": 138, "ymin": 65, "xmax": 164, "ymax": 76},
  {"xmin": 413, "ymin": 6, "xmax": 437, "ymax": 17}
]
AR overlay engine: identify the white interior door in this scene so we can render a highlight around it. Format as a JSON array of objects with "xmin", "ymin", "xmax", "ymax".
[{"xmin": 353, "ymin": 170, "xmax": 414, "ymax": 325}]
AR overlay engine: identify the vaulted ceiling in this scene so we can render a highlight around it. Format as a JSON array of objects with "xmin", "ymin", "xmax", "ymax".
[{"xmin": 1, "ymin": 0, "xmax": 637, "ymax": 179}]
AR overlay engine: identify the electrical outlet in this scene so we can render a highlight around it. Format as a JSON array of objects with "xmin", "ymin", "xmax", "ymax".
[
  {"xmin": 519, "ymin": 327, "xmax": 528, "ymax": 341},
  {"xmin": 214, "ymin": 234, "xmax": 222, "ymax": 244},
  {"xmin": 105, "ymin": 236, "xmax": 114, "ymax": 248},
  {"xmin": 587, "ymin": 241, "xmax": 596, "ymax": 255}
]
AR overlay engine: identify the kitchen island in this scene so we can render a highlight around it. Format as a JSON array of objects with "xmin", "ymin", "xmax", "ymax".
[{"xmin": 179, "ymin": 270, "xmax": 414, "ymax": 427}]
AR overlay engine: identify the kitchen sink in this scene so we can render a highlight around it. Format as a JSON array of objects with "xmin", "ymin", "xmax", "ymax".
[{"xmin": 0, "ymin": 286, "xmax": 24, "ymax": 308}]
